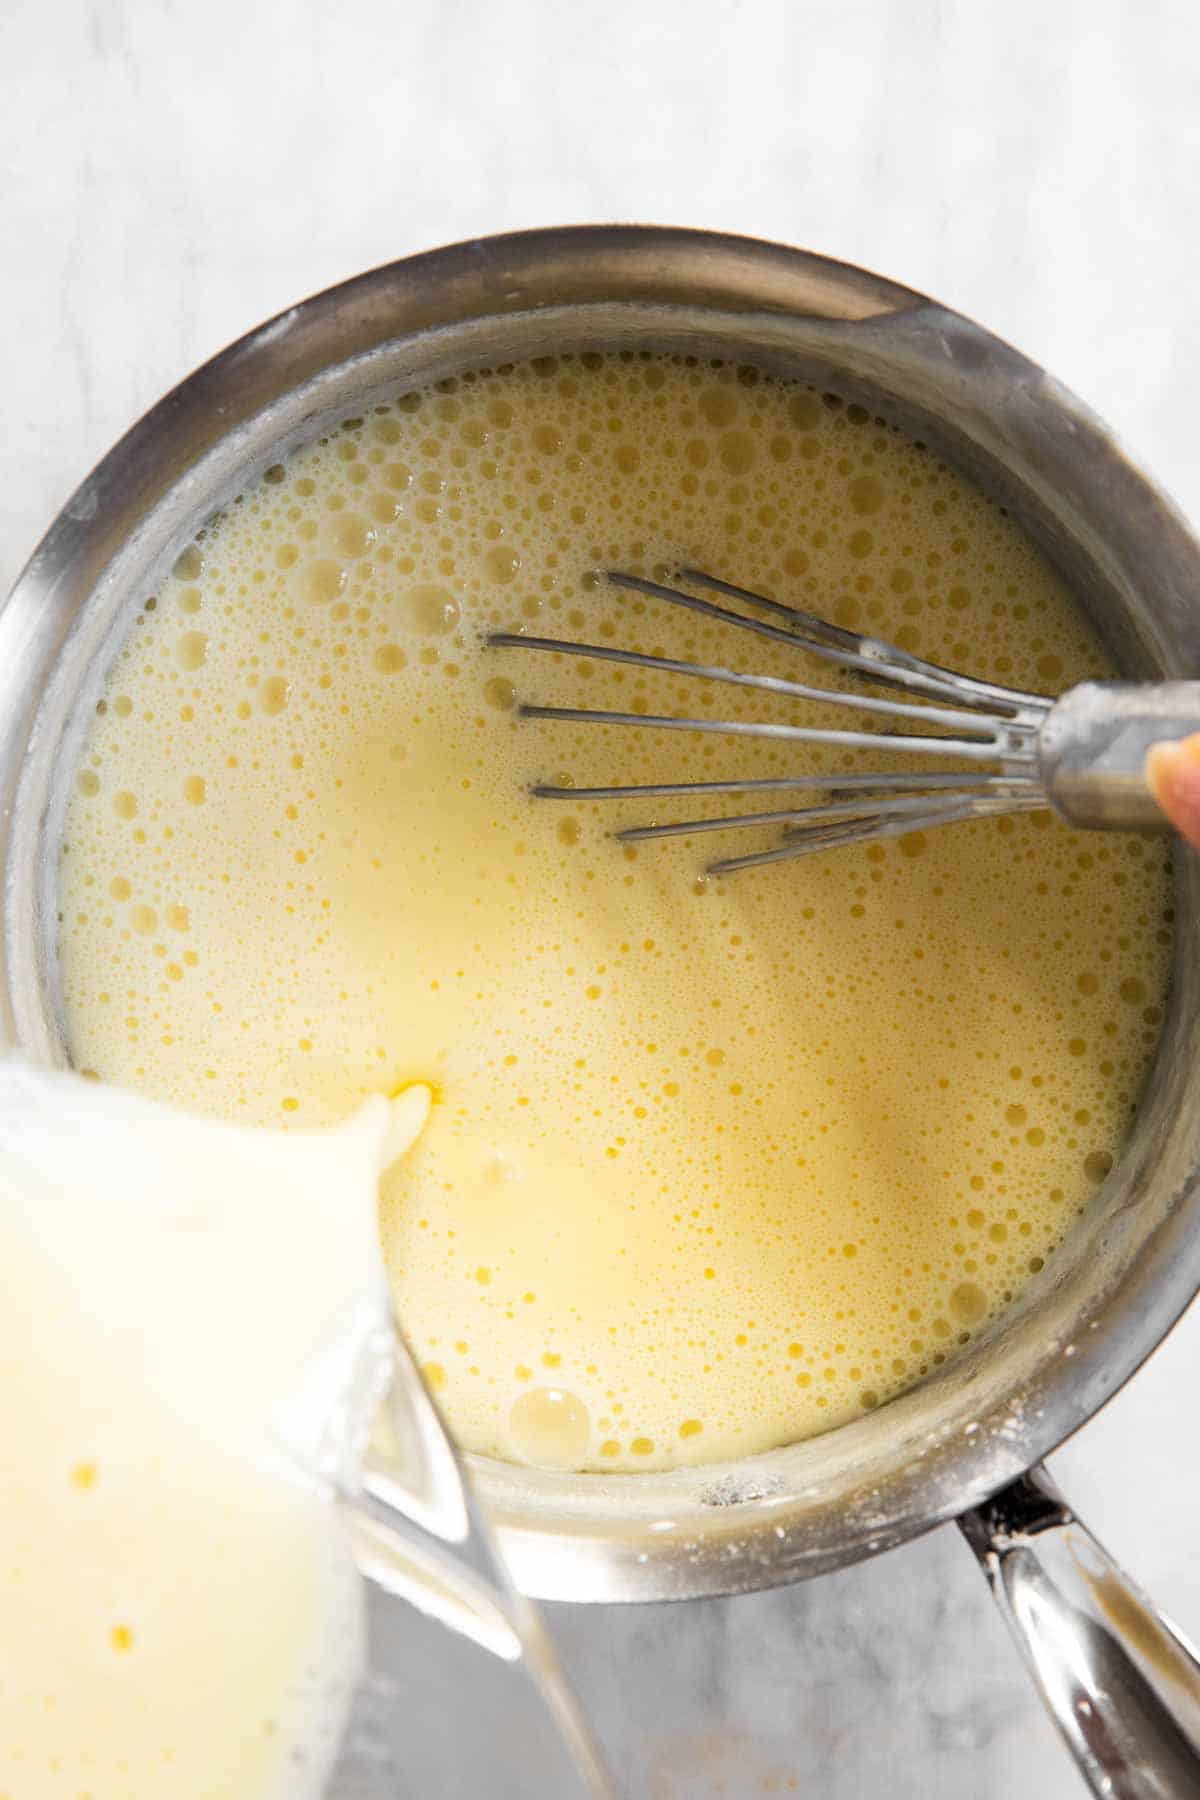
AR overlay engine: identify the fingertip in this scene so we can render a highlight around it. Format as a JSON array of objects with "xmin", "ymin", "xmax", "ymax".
[{"xmin": 1146, "ymin": 732, "xmax": 1200, "ymax": 848}]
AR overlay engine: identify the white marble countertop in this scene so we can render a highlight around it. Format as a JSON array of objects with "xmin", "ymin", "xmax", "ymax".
[{"xmin": 4, "ymin": 1, "xmax": 1199, "ymax": 1794}]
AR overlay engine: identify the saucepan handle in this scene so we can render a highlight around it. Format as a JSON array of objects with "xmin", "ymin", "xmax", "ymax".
[{"xmin": 958, "ymin": 1463, "xmax": 1200, "ymax": 1799}]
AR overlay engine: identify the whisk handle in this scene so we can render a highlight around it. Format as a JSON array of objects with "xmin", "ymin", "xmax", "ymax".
[{"xmin": 1038, "ymin": 681, "xmax": 1200, "ymax": 830}]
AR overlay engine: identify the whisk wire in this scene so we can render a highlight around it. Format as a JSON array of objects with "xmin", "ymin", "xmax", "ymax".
[
  {"xmin": 707, "ymin": 791, "xmax": 1046, "ymax": 875},
  {"xmin": 607, "ymin": 571, "xmax": 1051, "ymax": 716},
  {"xmin": 488, "ymin": 630, "xmax": 1038, "ymax": 749},
  {"xmin": 673, "ymin": 568, "xmax": 1051, "ymax": 713},
  {"xmin": 613, "ymin": 782, "xmax": 1042, "ymax": 846},
  {"xmin": 516, "ymin": 702, "xmax": 1029, "ymax": 763},
  {"xmin": 531, "ymin": 771, "xmax": 1039, "ymax": 802},
  {"xmin": 487, "ymin": 568, "xmax": 1058, "ymax": 874}
]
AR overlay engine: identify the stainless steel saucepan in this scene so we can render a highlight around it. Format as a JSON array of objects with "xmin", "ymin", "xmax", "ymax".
[{"xmin": 3, "ymin": 228, "xmax": 1199, "ymax": 1798}]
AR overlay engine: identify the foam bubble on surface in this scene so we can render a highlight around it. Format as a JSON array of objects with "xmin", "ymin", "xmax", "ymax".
[{"xmin": 58, "ymin": 355, "xmax": 1173, "ymax": 1471}]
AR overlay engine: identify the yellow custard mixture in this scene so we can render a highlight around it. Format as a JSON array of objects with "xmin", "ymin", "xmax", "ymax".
[{"xmin": 57, "ymin": 353, "xmax": 1172, "ymax": 1471}]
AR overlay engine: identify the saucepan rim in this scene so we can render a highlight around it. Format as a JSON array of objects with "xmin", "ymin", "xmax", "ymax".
[{"xmin": 2, "ymin": 225, "xmax": 1198, "ymax": 1602}]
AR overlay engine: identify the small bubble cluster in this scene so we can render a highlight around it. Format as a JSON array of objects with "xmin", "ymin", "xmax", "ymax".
[{"xmin": 57, "ymin": 353, "xmax": 1173, "ymax": 1472}]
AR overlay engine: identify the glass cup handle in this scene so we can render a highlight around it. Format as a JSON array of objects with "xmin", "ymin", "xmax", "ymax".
[{"xmin": 340, "ymin": 1319, "xmax": 614, "ymax": 1798}]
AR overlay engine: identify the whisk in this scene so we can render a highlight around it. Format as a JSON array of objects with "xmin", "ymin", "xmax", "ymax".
[{"xmin": 488, "ymin": 569, "xmax": 1200, "ymax": 874}]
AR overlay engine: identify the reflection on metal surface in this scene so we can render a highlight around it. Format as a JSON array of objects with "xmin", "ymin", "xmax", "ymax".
[{"xmin": 961, "ymin": 1464, "xmax": 1200, "ymax": 1799}]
